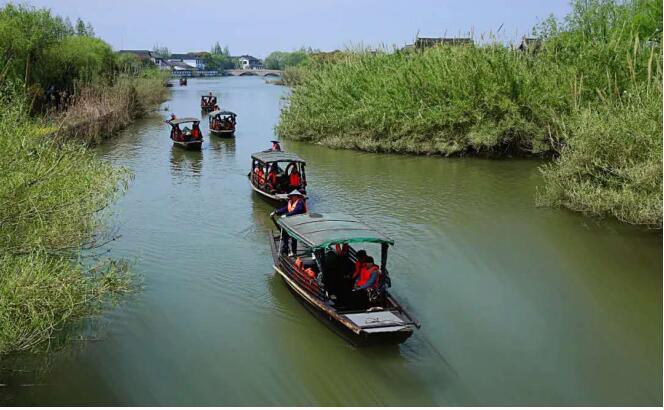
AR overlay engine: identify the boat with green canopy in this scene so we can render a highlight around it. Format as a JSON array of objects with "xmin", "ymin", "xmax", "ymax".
[
  {"xmin": 249, "ymin": 151, "xmax": 307, "ymax": 203},
  {"xmin": 269, "ymin": 212, "xmax": 419, "ymax": 345}
]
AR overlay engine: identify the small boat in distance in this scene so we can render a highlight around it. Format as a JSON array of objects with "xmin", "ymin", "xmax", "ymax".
[
  {"xmin": 270, "ymin": 212, "xmax": 420, "ymax": 345},
  {"xmin": 248, "ymin": 151, "xmax": 307, "ymax": 203},
  {"xmin": 209, "ymin": 110, "xmax": 237, "ymax": 137},
  {"xmin": 179, "ymin": 77, "xmax": 188, "ymax": 86},
  {"xmin": 200, "ymin": 94, "xmax": 217, "ymax": 112},
  {"xmin": 167, "ymin": 117, "xmax": 203, "ymax": 150}
]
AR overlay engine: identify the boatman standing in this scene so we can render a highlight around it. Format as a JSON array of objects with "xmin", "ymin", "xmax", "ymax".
[
  {"xmin": 266, "ymin": 140, "xmax": 281, "ymax": 152},
  {"xmin": 271, "ymin": 190, "xmax": 308, "ymax": 256}
]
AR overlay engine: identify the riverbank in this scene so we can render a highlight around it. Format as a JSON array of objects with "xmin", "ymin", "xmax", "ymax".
[
  {"xmin": 53, "ymin": 74, "xmax": 169, "ymax": 145},
  {"xmin": 0, "ymin": 4, "xmax": 172, "ymax": 355},
  {"xmin": 277, "ymin": 0, "xmax": 662, "ymax": 227}
]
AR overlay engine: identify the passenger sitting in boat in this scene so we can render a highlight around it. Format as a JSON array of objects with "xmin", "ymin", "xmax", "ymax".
[
  {"xmin": 271, "ymin": 190, "xmax": 307, "ymax": 256},
  {"xmin": 284, "ymin": 162, "xmax": 301, "ymax": 189},
  {"xmin": 354, "ymin": 256, "xmax": 380, "ymax": 290},
  {"xmin": 266, "ymin": 164, "xmax": 279, "ymax": 192},
  {"xmin": 353, "ymin": 256, "xmax": 383, "ymax": 306},
  {"xmin": 352, "ymin": 250, "xmax": 367, "ymax": 280},
  {"xmin": 191, "ymin": 126, "xmax": 201, "ymax": 139},
  {"xmin": 254, "ymin": 166, "xmax": 265, "ymax": 185},
  {"xmin": 295, "ymin": 256, "xmax": 317, "ymax": 279}
]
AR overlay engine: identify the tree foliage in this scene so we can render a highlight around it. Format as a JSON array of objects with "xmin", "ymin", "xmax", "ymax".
[{"xmin": 264, "ymin": 48, "xmax": 315, "ymax": 70}]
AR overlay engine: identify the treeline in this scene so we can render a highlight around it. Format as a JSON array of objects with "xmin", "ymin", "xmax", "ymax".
[
  {"xmin": 277, "ymin": 0, "xmax": 662, "ymax": 227},
  {"xmin": 0, "ymin": 3, "xmax": 166, "ymax": 355},
  {"xmin": 264, "ymin": 48, "xmax": 318, "ymax": 70}
]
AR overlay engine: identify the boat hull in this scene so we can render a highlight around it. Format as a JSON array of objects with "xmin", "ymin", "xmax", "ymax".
[
  {"xmin": 268, "ymin": 234, "xmax": 416, "ymax": 346},
  {"xmin": 172, "ymin": 139, "xmax": 202, "ymax": 150},
  {"xmin": 248, "ymin": 175, "xmax": 288, "ymax": 203},
  {"xmin": 210, "ymin": 129, "xmax": 235, "ymax": 138}
]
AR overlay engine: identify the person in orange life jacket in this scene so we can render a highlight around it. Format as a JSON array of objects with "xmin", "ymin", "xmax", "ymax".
[
  {"xmin": 266, "ymin": 164, "xmax": 279, "ymax": 192},
  {"xmin": 354, "ymin": 256, "xmax": 381, "ymax": 290},
  {"xmin": 271, "ymin": 190, "xmax": 307, "ymax": 255},
  {"xmin": 254, "ymin": 166, "xmax": 265, "ymax": 185},
  {"xmin": 295, "ymin": 256, "xmax": 316, "ymax": 279},
  {"xmin": 351, "ymin": 249, "xmax": 367, "ymax": 280}
]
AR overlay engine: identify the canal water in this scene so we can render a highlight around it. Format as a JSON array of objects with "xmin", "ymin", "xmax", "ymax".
[{"xmin": 3, "ymin": 77, "xmax": 662, "ymax": 405}]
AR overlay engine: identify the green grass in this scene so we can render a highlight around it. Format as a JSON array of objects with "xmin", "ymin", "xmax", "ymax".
[
  {"xmin": 278, "ymin": 0, "xmax": 662, "ymax": 226},
  {"xmin": 0, "ymin": 87, "xmax": 135, "ymax": 355}
]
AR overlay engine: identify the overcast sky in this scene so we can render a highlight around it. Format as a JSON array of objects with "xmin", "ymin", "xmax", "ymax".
[{"xmin": 11, "ymin": 0, "xmax": 570, "ymax": 58}]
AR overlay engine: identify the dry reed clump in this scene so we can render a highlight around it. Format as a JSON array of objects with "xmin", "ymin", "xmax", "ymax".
[{"xmin": 55, "ymin": 76, "xmax": 168, "ymax": 145}]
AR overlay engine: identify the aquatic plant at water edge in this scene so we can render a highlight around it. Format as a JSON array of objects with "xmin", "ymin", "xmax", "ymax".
[
  {"xmin": 277, "ymin": 0, "xmax": 663, "ymax": 226},
  {"xmin": 0, "ymin": 89, "xmax": 133, "ymax": 354}
]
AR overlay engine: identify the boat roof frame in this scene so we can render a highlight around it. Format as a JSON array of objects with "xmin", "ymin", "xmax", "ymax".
[
  {"xmin": 169, "ymin": 117, "xmax": 200, "ymax": 125},
  {"xmin": 209, "ymin": 110, "xmax": 236, "ymax": 117},
  {"xmin": 277, "ymin": 212, "xmax": 394, "ymax": 251},
  {"xmin": 251, "ymin": 151, "xmax": 305, "ymax": 164}
]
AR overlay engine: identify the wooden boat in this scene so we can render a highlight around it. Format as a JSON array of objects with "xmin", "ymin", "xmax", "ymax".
[
  {"xmin": 209, "ymin": 110, "xmax": 237, "ymax": 137},
  {"xmin": 200, "ymin": 94, "xmax": 217, "ymax": 112},
  {"xmin": 167, "ymin": 117, "xmax": 203, "ymax": 150},
  {"xmin": 179, "ymin": 77, "xmax": 188, "ymax": 86},
  {"xmin": 248, "ymin": 151, "xmax": 307, "ymax": 203},
  {"xmin": 269, "ymin": 212, "xmax": 420, "ymax": 345}
]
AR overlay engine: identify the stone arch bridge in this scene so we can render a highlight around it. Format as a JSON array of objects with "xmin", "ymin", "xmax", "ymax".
[{"xmin": 223, "ymin": 69, "xmax": 282, "ymax": 77}]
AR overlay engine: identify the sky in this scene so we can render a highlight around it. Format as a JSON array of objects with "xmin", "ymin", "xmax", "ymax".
[{"xmin": 10, "ymin": 0, "xmax": 571, "ymax": 58}]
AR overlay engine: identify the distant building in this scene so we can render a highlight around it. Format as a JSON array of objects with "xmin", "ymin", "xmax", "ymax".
[
  {"xmin": 238, "ymin": 55, "xmax": 263, "ymax": 69},
  {"xmin": 117, "ymin": 49, "xmax": 172, "ymax": 70},
  {"xmin": 169, "ymin": 52, "xmax": 208, "ymax": 70},
  {"xmin": 517, "ymin": 37, "xmax": 542, "ymax": 53},
  {"xmin": 402, "ymin": 37, "xmax": 474, "ymax": 51}
]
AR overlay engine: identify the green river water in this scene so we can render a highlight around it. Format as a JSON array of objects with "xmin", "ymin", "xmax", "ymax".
[{"xmin": 2, "ymin": 77, "xmax": 662, "ymax": 405}]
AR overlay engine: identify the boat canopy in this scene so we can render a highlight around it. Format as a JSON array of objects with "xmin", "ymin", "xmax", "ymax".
[
  {"xmin": 277, "ymin": 212, "xmax": 394, "ymax": 250},
  {"xmin": 210, "ymin": 110, "xmax": 236, "ymax": 117},
  {"xmin": 251, "ymin": 151, "xmax": 305, "ymax": 164},
  {"xmin": 169, "ymin": 117, "xmax": 200, "ymax": 125}
]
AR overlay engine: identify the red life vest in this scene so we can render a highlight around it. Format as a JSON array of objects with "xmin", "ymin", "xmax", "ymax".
[
  {"xmin": 335, "ymin": 244, "xmax": 348, "ymax": 256},
  {"xmin": 352, "ymin": 260, "xmax": 364, "ymax": 279},
  {"xmin": 287, "ymin": 197, "xmax": 307, "ymax": 213},
  {"xmin": 267, "ymin": 171, "xmax": 277, "ymax": 186},
  {"xmin": 255, "ymin": 168, "xmax": 265, "ymax": 185},
  {"xmin": 356, "ymin": 264, "xmax": 380, "ymax": 288},
  {"xmin": 289, "ymin": 171, "xmax": 301, "ymax": 187},
  {"xmin": 294, "ymin": 257, "xmax": 316, "ymax": 279}
]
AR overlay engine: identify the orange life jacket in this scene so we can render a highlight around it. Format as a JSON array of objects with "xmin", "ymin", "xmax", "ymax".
[
  {"xmin": 356, "ymin": 264, "xmax": 380, "ymax": 288},
  {"xmin": 289, "ymin": 171, "xmax": 301, "ymax": 187},
  {"xmin": 304, "ymin": 267, "xmax": 316, "ymax": 279},
  {"xmin": 287, "ymin": 197, "xmax": 307, "ymax": 213},
  {"xmin": 255, "ymin": 168, "xmax": 265, "ymax": 185},
  {"xmin": 267, "ymin": 171, "xmax": 277, "ymax": 186},
  {"xmin": 294, "ymin": 257, "xmax": 316, "ymax": 279},
  {"xmin": 352, "ymin": 260, "xmax": 364, "ymax": 278}
]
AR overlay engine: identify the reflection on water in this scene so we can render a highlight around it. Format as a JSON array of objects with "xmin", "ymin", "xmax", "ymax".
[
  {"xmin": 169, "ymin": 145, "xmax": 203, "ymax": 178},
  {"xmin": 3, "ymin": 76, "xmax": 661, "ymax": 406}
]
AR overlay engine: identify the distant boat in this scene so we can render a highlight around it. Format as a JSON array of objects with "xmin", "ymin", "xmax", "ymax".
[{"xmin": 200, "ymin": 94, "xmax": 217, "ymax": 112}]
